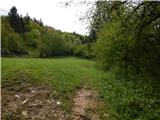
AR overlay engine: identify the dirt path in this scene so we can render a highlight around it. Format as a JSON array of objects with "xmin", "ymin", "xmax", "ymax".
[
  {"xmin": 2, "ymin": 80, "xmax": 103, "ymax": 120},
  {"xmin": 1, "ymin": 80, "xmax": 67, "ymax": 120},
  {"xmin": 72, "ymin": 88, "xmax": 101, "ymax": 120}
]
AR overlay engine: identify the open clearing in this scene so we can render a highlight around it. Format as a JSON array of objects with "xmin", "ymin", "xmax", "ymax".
[{"xmin": 1, "ymin": 57, "xmax": 107, "ymax": 120}]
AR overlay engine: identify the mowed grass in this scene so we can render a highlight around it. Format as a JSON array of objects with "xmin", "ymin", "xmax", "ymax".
[{"xmin": 1, "ymin": 57, "xmax": 106, "ymax": 114}]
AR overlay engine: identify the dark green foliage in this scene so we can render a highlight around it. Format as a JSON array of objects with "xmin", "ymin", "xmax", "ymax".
[
  {"xmin": 88, "ymin": 1, "xmax": 160, "ymax": 119},
  {"xmin": 1, "ymin": 16, "xmax": 27, "ymax": 56},
  {"xmin": 2, "ymin": 6, "xmax": 91, "ymax": 58},
  {"xmin": 40, "ymin": 29, "xmax": 66, "ymax": 57},
  {"xmin": 94, "ymin": 1, "xmax": 160, "ymax": 77},
  {"xmin": 98, "ymin": 70, "xmax": 160, "ymax": 120},
  {"xmin": 8, "ymin": 6, "xmax": 28, "ymax": 33}
]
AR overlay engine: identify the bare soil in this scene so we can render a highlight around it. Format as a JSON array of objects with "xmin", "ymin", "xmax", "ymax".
[
  {"xmin": 1, "ymin": 80, "xmax": 69, "ymax": 120},
  {"xmin": 72, "ymin": 88, "xmax": 102, "ymax": 120},
  {"xmin": 2, "ymin": 81, "xmax": 103, "ymax": 120}
]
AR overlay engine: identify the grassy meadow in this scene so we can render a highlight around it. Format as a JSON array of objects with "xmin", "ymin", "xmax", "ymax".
[
  {"xmin": 2, "ymin": 57, "xmax": 160, "ymax": 120},
  {"xmin": 2, "ymin": 1, "xmax": 160, "ymax": 120},
  {"xmin": 1, "ymin": 57, "xmax": 107, "ymax": 117},
  {"xmin": 2, "ymin": 57, "xmax": 103, "ymax": 91}
]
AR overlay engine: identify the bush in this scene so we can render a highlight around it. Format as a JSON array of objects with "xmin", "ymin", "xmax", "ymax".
[
  {"xmin": 39, "ymin": 31, "xmax": 66, "ymax": 57},
  {"xmin": 95, "ymin": 21, "xmax": 127, "ymax": 69},
  {"xmin": 1, "ymin": 18, "xmax": 27, "ymax": 56}
]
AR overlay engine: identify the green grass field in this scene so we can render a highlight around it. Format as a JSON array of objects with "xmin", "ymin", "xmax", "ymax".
[
  {"xmin": 2, "ymin": 57, "xmax": 159, "ymax": 120},
  {"xmin": 2, "ymin": 57, "xmax": 103, "ymax": 92},
  {"xmin": 1, "ymin": 57, "xmax": 107, "ymax": 118}
]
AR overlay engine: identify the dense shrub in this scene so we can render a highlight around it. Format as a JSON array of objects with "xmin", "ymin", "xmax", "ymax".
[
  {"xmin": 95, "ymin": 1, "xmax": 160, "ymax": 78},
  {"xmin": 1, "ymin": 16, "xmax": 27, "ymax": 56},
  {"xmin": 39, "ymin": 31, "xmax": 66, "ymax": 57},
  {"xmin": 91, "ymin": 1, "xmax": 160, "ymax": 120}
]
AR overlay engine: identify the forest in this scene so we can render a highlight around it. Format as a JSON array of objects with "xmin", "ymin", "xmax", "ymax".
[
  {"xmin": 1, "ymin": 1, "xmax": 160, "ymax": 120},
  {"xmin": 1, "ymin": 6, "xmax": 92, "ymax": 58}
]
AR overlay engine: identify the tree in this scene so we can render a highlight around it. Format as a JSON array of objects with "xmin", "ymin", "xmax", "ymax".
[
  {"xmin": 94, "ymin": 1, "xmax": 160, "ymax": 77},
  {"xmin": 1, "ymin": 16, "xmax": 27, "ymax": 56},
  {"xmin": 40, "ymin": 30, "xmax": 66, "ymax": 57},
  {"xmin": 8, "ymin": 6, "xmax": 18, "ymax": 16},
  {"xmin": 8, "ymin": 6, "xmax": 27, "ymax": 33}
]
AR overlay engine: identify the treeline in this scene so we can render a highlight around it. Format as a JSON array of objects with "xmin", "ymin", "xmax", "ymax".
[
  {"xmin": 89, "ymin": 1, "xmax": 160, "ymax": 78},
  {"xmin": 1, "ymin": 6, "xmax": 93, "ymax": 58},
  {"xmin": 88, "ymin": 1, "xmax": 160, "ymax": 119}
]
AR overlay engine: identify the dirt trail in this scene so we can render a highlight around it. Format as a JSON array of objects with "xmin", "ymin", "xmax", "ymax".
[
  {"xmin": 1, "ymin": 80, "xmax": 67, "ymax": 120},
  {"xmin": 2, "ymin": 79, "xmax": 103, "ymax": 120},
  {"xmin": 72, "ymin": 88, "xmax": 101, "ymax": 120}
]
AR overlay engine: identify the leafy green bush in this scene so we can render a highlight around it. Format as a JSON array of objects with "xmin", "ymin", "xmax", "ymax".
[
  {"xmin": 93, "ymin": 1, "xmax": 160, "ymax": 119},
  {"xmin": 39, "ymin": 30, "xmax": 66, "ymax": 57},
  {"xmin": 98, "ymin": 68, "xmax": 160, "ymax": 120},
  {"xmin": 95, "ymin": 20, "xmax": 127, "ymax": 69},
  {"xmin": 1, "ymin": 17, "xmax": 27, "ymax": 56}
]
